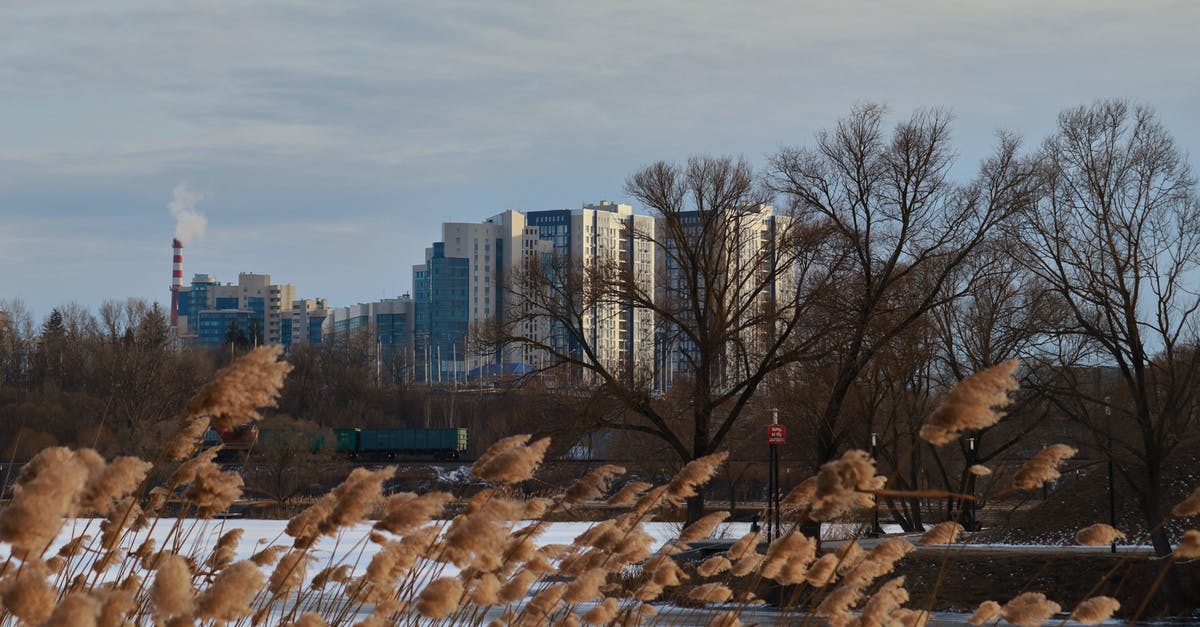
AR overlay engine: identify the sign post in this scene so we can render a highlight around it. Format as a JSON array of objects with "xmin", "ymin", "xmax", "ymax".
[{"xmin": 766, "ymin": 410, "xmax": 785, "ymax": 541}]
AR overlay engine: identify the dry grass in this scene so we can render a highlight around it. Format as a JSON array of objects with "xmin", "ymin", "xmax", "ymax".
[{"xmin": 0, "ymin": 351, "xmax": 1196, "ymax": 625}]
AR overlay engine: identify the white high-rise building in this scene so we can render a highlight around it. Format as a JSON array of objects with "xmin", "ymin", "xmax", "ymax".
[
  {"xmin": 525, "ymin": 201, "xmax": 657, "ymax": 382},
  {"xmin": 656, "ymin": 204, "xmax": 794, "ymax": 389}
]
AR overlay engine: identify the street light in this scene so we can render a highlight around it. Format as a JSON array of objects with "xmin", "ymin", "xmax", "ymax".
[
  {"xmin": 1105, "ymin": 396, "xmax": 1116, "ymax": 554},
  {"xmin": 965, "ymin": 435, "xmax": 978, "ymax": 531}
]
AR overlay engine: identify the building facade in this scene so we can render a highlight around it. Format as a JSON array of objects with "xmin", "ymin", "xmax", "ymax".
[
  {"xmin": 656, "ymin": 204, "xmax": 793, "ymax": 389},
  {"xmin": 321, "ymin": 297, "xmax": 416, "ymax": 382},
  {"xmin": 175, "ymin": 272, "xmax": 298, "ymax": 349},
  {"xmin": 526, "ymin": 201, "xmax": 656, "ymax": 382},
  {"xmin": 411, "ymin": 210, "xmax": 551, "ymax": 383}
]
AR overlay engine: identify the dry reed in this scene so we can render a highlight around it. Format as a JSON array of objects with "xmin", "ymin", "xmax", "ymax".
[
  {"xmin": 919, "ymin": 522, "xmax": 964, "ymax": 546},
  {"xmin": 920, "ymin": 358, "xmax": 1019, "ymax": 446},
  {"xmin": 0, "ymin": 340, "xmax": 1184, "ymax": 627},
  {"xmin": 810, "ymin": 450, "xmax": 887, "ymax": 521},
  {"xmin": 1013, "ymin": 444, "xmax": 1077, "ymax": 490},
  {"xmin": 1074, "ymin": 523, "xmax": 1125, "ymax": 547},
  {"xmin": 1173, "ymin": 485, "xmax": 1200, "ymax": 517},
  {"xmin": 1174, "ymin": 529, "xmax": 1200, "ymax": 559},
  {"xmin": 1000, "ymin": 592, "xmax": 1061, "ymax": 627},
  {"xmin": 1069, "ymin": 596, "xmax": 1120, "ymax": 624}
]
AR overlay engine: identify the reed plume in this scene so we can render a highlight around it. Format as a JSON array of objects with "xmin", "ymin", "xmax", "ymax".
[
  {"xmin": 814, "ymin": 580, "xmax": 864, "ymax": 626},
  {"xmin": 968, "ymin": 600, "xmax": 1001, "ymax": 625},
  {"xmin": 0, "ymin": 560, "xmax": 55, "ymax": 624},
  {"xmin": 0, "ymin": 446, "xmax": 89, "ymax": 560},
  {"xmin": 920, "ymin": 358, "xmax": 1019, "ymax": 446},
  {"xmin": 499, "ymin": 569, "xmax": 538, "ymax": 603},
  {"xmin": 184, "ymin": 345, "xmax": 292, "ymax": 431},
  {"xmin": 250, "ymin": 545, "xmax": 288, "ymax": 567},
  {"xmin": 805, "ymin": 553, "xmax": 839, "ymax": 586},
  {"xmin": 582, "ymin": 597, "xmax": 620, "ymax": 625},
  {"xmin": 607, "ymin": 481, "xmax": 652, "ymax": 507},
  {"xmin": 375, "ymin": 491, "xmax": 453, "ymax": 534},
  {"xmin": 761, "ymin": 530, "xmax": 817, "ymax": 583},
  {"xmin": 678, "ymin": 511, "xmax": 730, "ymax": 544},
  {"xmin": 565, "ymin": 464, "xmax": 626, "ymax": 504},
  {"xmin": 268, "ymin": 550, "xmax": 312, "ymax": 595},
  {"xmin": 150, "ymin": 554, "xmax": 194, "ymax": 619},
  {"xmin": 164, "ymin": 416, "xmax": 210, "ymax": 462},
  {"xmin": 317, "ymin": 466, "xmax": 394, "ymax": 534},
  {"xmin": 416, "ymin": 576, "xmax": 463, "ymax": 619},
  {"xmin": 183, "ymin": 456, "xmax": 244, "ymax": 518},
  {"xmin": 1173, "ymin": 485, "xmax": 1200, "ymax": 517},
  {"xmin": 858, "ymin": 576, "xmax": 909, "ymax": 627},
  {"xmin": 96, "ymin": 588, "xmax": 134, "ymax": 627},
  {"xmin": 563, "ymin": 567, "xmax": 608, "ymax": 603},
  {"xmin": 1069, "ymin": 596, "xmax": 1120, "ymax": 625},
  {"xmin": 42, "ymin": 591, "xmax": 101, "ymax": 627},
  {"xmin": 289, "ymin": 614, "xmax": 328, "ymax": 627},
  {"xmin": 726, "ymin": 531, "xmax": 760, "ymax": 561},
  {"xmin": 782, "ymin": 476, "xmax": 817, "ymax": 508},
  {"xmin": 1074, "ymin": 523, "xmax": 1125, "ymax": 546},
  {"xmin": 688, "ymin": 583, "xmax": 733, "ymax": 604},
  {"xmin": 469, "ymin": 573, "xmax": 502, "ymax": 606},
  {"xmin": 195, "ymin": 560, "xmax": 264, "ymax": 621},
  {"xmin": 919, "ymin": 522, "xmax": 964, "ymax": 545},
  {"xmin": 667, "ymin": 451, "xmax": 729, "ymax": 503},
  {"xmin": 1174, "ymin": 529, "xmax": 1200, "ymax": 558},
  {"xmin": 206, "ymin": 528, "xmax": 243, "ymax": 571},
  {"xmin": 473, "ymin": 436, "xmax": 551, "ymax": 484},
  {"xmin": 698, "ymin": 555, "xmax": 732, "ymax": 577},
  {"xmin": 810, "ymin": 449, "xmax": 886, "ymax": 521},
  {"xmin": 1000, "ymin": 592, "xmax": 1061, "ymax": 627},
  {"xmin": 79, "ymin": 454, "xmax": 152, "ymax": 516},
  {"xmin": 526, "ymin": 582, "xmax": 566, "ymax": 620},
  {"xmin": 1013, "ymin": 444, "xmax": 1077, "ymax": 490}
]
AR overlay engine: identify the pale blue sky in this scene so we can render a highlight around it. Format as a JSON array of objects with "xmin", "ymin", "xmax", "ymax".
[{"xmin": 3, "ymin": 1, "xmax": 1198, "ymax": 319}]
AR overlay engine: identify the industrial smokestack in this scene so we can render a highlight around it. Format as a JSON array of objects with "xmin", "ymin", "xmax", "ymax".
[{"xmin": 170, "ymin": 238, "xmax": 183, "ymax": 328}]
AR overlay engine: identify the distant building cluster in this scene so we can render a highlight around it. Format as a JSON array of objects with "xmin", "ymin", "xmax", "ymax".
[{"xmin": 169, "ymin": 200, "xmax": 790, "ymax": 387}]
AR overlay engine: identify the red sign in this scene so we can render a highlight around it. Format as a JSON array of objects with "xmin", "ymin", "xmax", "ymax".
[{"xmin": 767, "ymin": 424, "xmax": 786, "ymax": 445}]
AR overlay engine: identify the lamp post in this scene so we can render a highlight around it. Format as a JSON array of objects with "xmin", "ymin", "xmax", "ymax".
[
  {"xmin": 965, "ymin": 435, "xmax": 978, "ymax": 531},
  {"xmin": 1105, "ymin": 396, "xmax": 1116, "ymax": 554}
]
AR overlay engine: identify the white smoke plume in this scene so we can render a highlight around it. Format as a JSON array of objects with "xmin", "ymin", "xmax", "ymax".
[{"xmin": 169, "ymin": 182, "xmax": 207, "ymax": 245}]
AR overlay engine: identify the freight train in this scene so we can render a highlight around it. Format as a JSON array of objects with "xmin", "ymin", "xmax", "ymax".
[{"xmin": 208, "ymin": 426, "xmax": 468, "ymax": 461}]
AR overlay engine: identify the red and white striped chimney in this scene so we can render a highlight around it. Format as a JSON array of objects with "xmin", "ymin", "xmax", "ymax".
[{"xmin": 170, "ymin": 238, "xmax": 183, "ymax": 328}]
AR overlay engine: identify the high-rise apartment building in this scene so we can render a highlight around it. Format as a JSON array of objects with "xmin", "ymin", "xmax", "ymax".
[
  {"xmin": 411, "ymin": 210, "xmax": 548, "ymax": 382},
  {"xmin": 288, "ymin": 298, "xmax": 330, "ymax": 349},
  {"xmin": 321, "ymin": 297, "xmax": 416, "ymax": 382},
  {"xmin": 526, "ymin": 201, "xmax": 656, "ymax": 381},
  {"xmin": 411, "ymin": 202, "xmax": 655, "ymax": 384},
  {"xmin": 656, "ymin": 204, "xmax": 793, "ymax": 389},
  {"xmin": 175, "ymin": 272, "xmax": 298, "ymax": 348}
]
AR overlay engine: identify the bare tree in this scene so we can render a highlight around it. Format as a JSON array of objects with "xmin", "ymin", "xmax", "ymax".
[
  {"xmin": 769, "ymin": 104, "xmax": 1038, "ymax": 470},
  {"xmin": 923, "ymin": 242, "xmax": 1067, "ymax": 526},
  {"xmin": 1019, "ymin": 100, "xmax": 1200, "ymax": 558},
  {"xmin": 502, "ymin": 155, "xmax": 832, "ymax": 522}
]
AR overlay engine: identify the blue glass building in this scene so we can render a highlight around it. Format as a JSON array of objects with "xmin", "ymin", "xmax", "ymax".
[{"xmin": 413, "ymin": 242, "xmax": 470, "ymax": 382}]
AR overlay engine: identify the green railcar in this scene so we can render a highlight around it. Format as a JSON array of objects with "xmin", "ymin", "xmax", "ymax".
[{"xmin": 332, "ymin": 427, "xmax": 468, "ymax": 460}]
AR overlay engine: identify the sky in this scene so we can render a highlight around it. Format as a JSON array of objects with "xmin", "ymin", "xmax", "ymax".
[{"xmin": 2, "ymin": 1, "xmax": 1199, "ymax": 320}]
